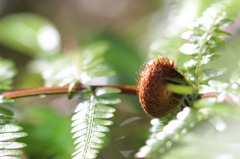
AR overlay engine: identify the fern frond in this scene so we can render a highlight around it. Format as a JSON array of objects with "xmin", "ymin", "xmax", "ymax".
[
  {"xmin": 71, "ymin": 87, "xmax": 120, "ymax": 159},
  {"xmin": 161, "ymin": 103, "xmax": 240, "ymax": 159},
  {"xmin": 68, "ymin": 42, "xmax": 120, "ymax": 159},
  {"xmin": 33, "ymin": 54, "xmax": 79, "ymax": 87},
  {"xmin": 136, "ymin": 107, "xmax": 208, "ymax": 158},
  {"xmin": 80, "ymin": 42, "xmax": 115, "ymax": 84},
  {"xmin": 34, "ymin": 42, "xmax": 114, "ymax": 87},
  {"xmin": 0, "ymin": 57, "xmax": 27, "ymax": 158},
  {"xmin": 137, "ymin": 96, "xmax": 239, "ymax": 159},
  {"xmin": 0, "ymin": 104, "xmax": 28, "ymax": 159},
  {"xmin": 180, "ymin": 0, "xmax": 238, "ymax": 89}
]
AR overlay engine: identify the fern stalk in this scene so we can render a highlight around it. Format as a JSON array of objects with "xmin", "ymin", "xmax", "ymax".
[
  {"xmin": 195, "ymin": 17, "xmax": 218, "ymax": 90},
  {"xmin": 1, "ymin": 84, "xmax": 137, "ymax": 99},
  {"xmin": 80, "ymin": 95, "xmax": 95, "ymax": 159}
]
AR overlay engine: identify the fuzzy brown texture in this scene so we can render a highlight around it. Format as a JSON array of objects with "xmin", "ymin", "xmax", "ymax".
[{"xmin": 137, "ymin": 58, "xmax": 184, "ymax": 118}]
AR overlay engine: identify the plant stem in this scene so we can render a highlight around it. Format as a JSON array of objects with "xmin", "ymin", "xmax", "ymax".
[
  {"xmin": 2, "ymin": 84, "xmax": 226, "ymax": 104},
  {"xmin": 195, "ymin": 17, "xmax": 218, "ymax": 90},
  {"xmin": 2, "ymin": 84, "xmax": 137, "ymax": 99}
]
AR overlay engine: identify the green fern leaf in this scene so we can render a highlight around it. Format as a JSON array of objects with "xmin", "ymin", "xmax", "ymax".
[
  {"xmin": 33, "ymin": 54, "xmax": 79, "ymax": 86},
  {"xmin": 180, "ymin": 1, "xmax": 238, "ymax": 89},
  {"xmin": 80, "ymin": 42, "xmax": 115, "ymax": 84},
  {"xmin": 201, "ymin": 53, "xmax": 224, "ymax": 64},
  {"xmin": 34, "ymin": 42, "xmax": 114, "ymax": 87},
  {"xmin": 71, "ymin": 91, "xmax": 120, "ymax": 159},
  {"xmin": 0, "ymin": 106, "xmax": 14, "ymax": 116},
  {"xmin": 0, "ymin": 150, "xmax": 23, "ymax": 158},
  {"xmin": 136, "ymin": 107, "xmax": 208, "ymax": 158},
  {"xmin": 0, "ymin": 57, "xmax": 27, "ymax": 159},
  {"xmin": 200, "ymin": 68, "xmax": 226, "ymax": 81},
  {"xmin": 0, "ymin": 106, "xmax": 27, "ymax": 159},
  {"xmin": 179, "ymin": 43, "xmax": 199, "ymax": 55},
  {"xmin": 0, "ymin": 115, "xmax": 17, "ymax": 125},
  {"xmin": 95, "ymin": 87, "xmax": 121, "ymax": 96},
  {"xmin": 138, "ymin": 97, "xmax": 237, "ymax": 159}
]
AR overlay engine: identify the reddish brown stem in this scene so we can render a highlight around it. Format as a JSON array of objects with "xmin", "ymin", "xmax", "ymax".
[
  {"xmin": 2, "ymin": 84, "xmax": 221, "ymax": 101},
  {"xmin": 1, "ymin": 84, "xmax": 137, "ymax": 99}
]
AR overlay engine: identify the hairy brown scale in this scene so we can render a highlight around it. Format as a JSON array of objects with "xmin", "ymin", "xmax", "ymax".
[{"xmin": 137, "ymin": 58, "xmax": 184, "ymax": 118}]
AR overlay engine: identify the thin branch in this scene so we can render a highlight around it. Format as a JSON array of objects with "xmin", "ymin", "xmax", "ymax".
[{"xmin": 2, "ymin": 84, "xmax": 137, "ymax": 99}]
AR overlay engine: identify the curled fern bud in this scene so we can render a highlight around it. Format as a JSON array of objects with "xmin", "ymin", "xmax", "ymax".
[{"xmin": 137, "ymin": 58, "xmax": 185, "ymax": 118}]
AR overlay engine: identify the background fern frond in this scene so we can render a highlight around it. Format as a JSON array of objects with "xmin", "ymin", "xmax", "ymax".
[
  {"xmin": 180, "ymin": 1, "xmax": 238, "ymax": 89},
  {"xmin": 33, "ymin": 54, "xmax": 79, "ymax": 87},
  {"xmin": 0, "ymin": 57, "xmax": 27, "ymax": 159},
  {"xmin": 136, "ymin": 107, "xmax": 208, "ymax": 158},
  {"xmin": 137, "ymin": 96, "xmax": 240, "ymax": 159},
  {"xmin": 33, "ymin": 42, "xmax": 114, "ymax": 87},
  {"xmin": 80, "ymin": 42, "xmax": 115, "ymax": 84}
]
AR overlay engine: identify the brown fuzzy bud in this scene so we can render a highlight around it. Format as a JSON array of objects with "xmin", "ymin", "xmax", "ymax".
[{"xmin": 137, "ymin": 58, "xmax": 184, "ymax": 118}]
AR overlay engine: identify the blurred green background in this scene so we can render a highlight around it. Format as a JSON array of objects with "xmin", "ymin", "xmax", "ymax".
[{"xmin": 1, "ymin": 0, "xmax": 239, "ymax": 159}]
